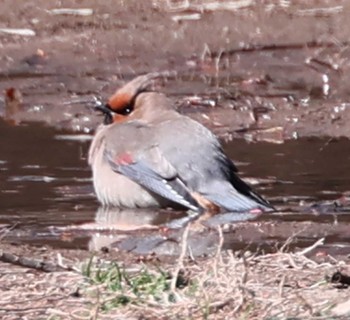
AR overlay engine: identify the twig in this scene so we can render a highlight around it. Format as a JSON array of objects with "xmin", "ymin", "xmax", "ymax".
[
  {"xmin": 208, "ymin": 297, "xmax": 234, "ymax": 312},
  {"xmin": 279, "ymin": 235, "xmax": 296, "ymax": 253},
  {"xmin": 48, "ymin": 8, "xmax": 94, "ymax": 16},
  {"xmin": 211, "ymin": 40, "xmax": 350, "ymax": 58},
  {"xmin": 296, "ymin": 238, "xmax": 325, "ymax": 256},
  {"xmin": 0, "ymin": 250, "xmax": 76, "ymax": 272},
  {"xmin": 216, "ymin": 226, "xmax": 223, "ymax": 254},
  {"xmin": 0, "ymin": 28, "xmax": 35, "ymax": 36},
  {"xmin": 279, "ymin": 227, "xmax": 308, "ymax": 252},
  {"xmin": 170, "ymin": 223, "xmax": 190, "ymax": 292},
  {"xmin": 0, "ymin": 306, "xmax": 47, "ymax": 312},
  {"xmin": 286, "ymin": 254, "xmax": 301, "ymax": 270},
  {"xmin": 0, "ymin": 223, "xmax": 18, "ymax": 240},
  {"xmin": 295, "ymin": 6, "xmax": 343, "ymax": 16},
  {"xmin": 56, "ymin": 253, "xmax": 81, "ymax": 272},
  {"xmin": 278, "ymin": 274, "xmax": 286, "ymax": 298},
  {"xmin": 213, "ymin": 225, "xmax": 224, "ymax": 280},
  {"xmin": 91, "ymin": 289, "xmax": 100, "ymax": 320}
]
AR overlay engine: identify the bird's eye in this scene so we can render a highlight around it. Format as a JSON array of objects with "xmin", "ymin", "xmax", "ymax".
[{"xmin": 116, "ymin": 104, "xmax": 134, "ymax": 116}]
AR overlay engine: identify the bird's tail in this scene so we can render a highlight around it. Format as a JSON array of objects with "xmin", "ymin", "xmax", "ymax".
[{"xmin": 203, "ymin": 180, "xmax": 274, "ymax": 213}]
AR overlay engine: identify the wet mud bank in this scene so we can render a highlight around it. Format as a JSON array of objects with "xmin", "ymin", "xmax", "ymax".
[
  {"xmin": 1, "ymin": 1, "xmax": 350, "ymax": 140},
  {"xmin": 0, "ymin": 1, "xmax": 350, "ymax": 258}
]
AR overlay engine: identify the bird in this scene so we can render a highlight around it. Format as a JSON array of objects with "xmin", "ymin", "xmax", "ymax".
[{"xmin": 88, "ymin": 72, "xmax": 274, "ymax": 219}]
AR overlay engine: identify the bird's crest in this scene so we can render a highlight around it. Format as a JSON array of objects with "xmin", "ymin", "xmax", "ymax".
[{"xmin": 107, "ymin": 71, "xmax": 175, "ymax": 112}]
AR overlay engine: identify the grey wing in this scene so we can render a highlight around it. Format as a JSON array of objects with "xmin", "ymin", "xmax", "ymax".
[
  {"xmin": 156, "ymin": 117, "xmax": 274, "ymax": 212},
  {"xmin": 104, "ymin": 147, "xmax": 201, "ymax": 212}
]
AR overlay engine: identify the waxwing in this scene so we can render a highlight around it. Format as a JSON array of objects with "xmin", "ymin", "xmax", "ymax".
[{"xmin": 89, "ymin": 73, "xmax": 274, "ymax": 216}]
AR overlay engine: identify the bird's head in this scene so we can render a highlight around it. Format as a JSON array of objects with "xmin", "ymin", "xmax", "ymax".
[{"xmin": 95, "ymin": 72, "xmax": 172, "ymax": 125}]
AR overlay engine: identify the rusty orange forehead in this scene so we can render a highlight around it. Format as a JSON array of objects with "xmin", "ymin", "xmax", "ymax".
[{"xmin": 107, "ymin": 92, "xmax": 131, "ymax": 111}]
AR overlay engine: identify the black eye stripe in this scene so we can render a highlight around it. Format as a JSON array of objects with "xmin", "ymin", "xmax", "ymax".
[{"xmin": 105, "ymin": 87, "xmax": 145, "ymax": 118}]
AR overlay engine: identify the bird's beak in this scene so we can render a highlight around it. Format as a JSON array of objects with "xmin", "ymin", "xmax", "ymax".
[
  {"xmin": 94, "ymin": 103, "xmax": 111, "ymax": 114},
  {"xmin": 94, "ymin": 104, "xmax": 113, "ymax": 125}
]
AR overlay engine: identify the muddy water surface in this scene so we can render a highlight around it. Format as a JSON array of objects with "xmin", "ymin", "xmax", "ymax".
[{"xmin": 1, "ymin": 120, "xmax": 350, "ymax": 256}]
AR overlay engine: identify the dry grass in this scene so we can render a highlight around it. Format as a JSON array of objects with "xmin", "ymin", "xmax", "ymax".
[{"xmin": 0, "ymin": 236, "xmax": 349, "ymax": 320}]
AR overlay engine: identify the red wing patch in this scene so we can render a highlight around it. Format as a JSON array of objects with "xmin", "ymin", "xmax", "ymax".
[{"xmin": 115, "ymin": 152, "xmax": 134, "ymax": 166}]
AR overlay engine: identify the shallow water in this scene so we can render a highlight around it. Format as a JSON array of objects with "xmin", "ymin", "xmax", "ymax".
[{"xmin": 1, "ymin": 120, "xmax": 350, "ymax": 254}]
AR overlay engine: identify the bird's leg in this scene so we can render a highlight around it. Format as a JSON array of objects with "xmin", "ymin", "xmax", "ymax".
[
  {"xmin": 191, "ymin": 192, "xmax": 221, "ymax": 216},
  {"xmin": 163, "ymin": 192, "xmax": 221, "ymax": 230},
  {"xmin": 163, "ymin": 210, "xmax": 201, "ymax": 229}
]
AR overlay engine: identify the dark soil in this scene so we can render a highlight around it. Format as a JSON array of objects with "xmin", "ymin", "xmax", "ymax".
[{"xmin": 1, "ymin": 0, "xmax": 350, "ymax": 140}]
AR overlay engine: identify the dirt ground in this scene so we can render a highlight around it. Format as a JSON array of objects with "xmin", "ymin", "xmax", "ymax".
[
  {"xmin": 1, "ymin": 0, "xmax": 350, "ymax": 140},
  {"xmin": 1, "ymin": 1, "xmax": 350, "ymax": 319},
  {"xmin": 1, "ymin": 236, "xmax": 350, "ymax": 320}
]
